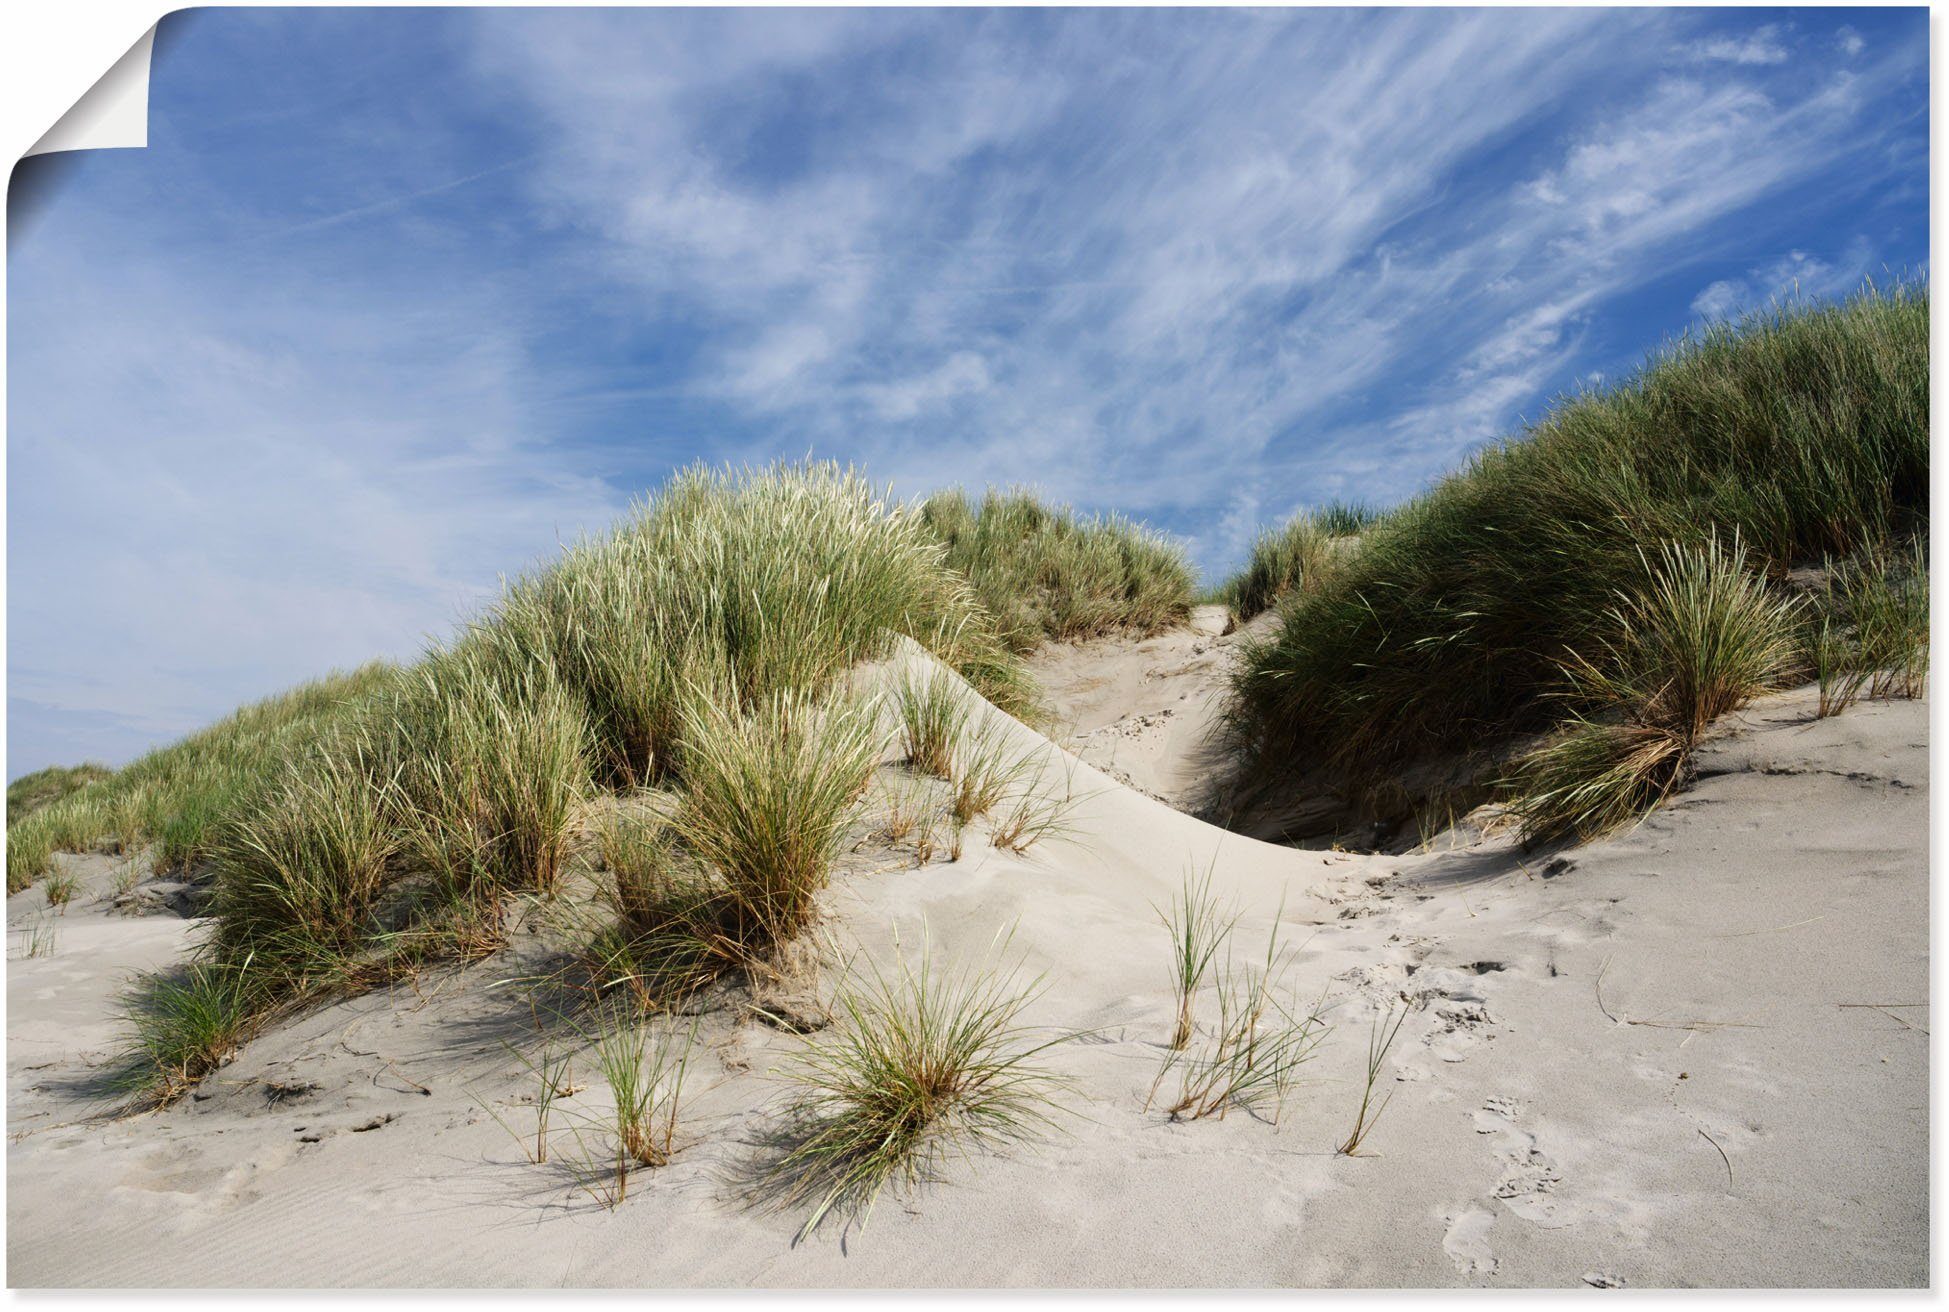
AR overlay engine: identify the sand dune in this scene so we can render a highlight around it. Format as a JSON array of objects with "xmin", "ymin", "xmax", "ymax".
[{"xmin": 6, "ymin": 633, "xmax": 1926, "ymax": 1288}]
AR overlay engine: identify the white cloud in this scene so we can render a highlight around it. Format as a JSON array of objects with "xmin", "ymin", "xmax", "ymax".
[
  {"xmin": 1688, "ymin": 25, "xmax": 1791, "ymax": 66},
  {"xmin": 1837, "ymin": 27, "xmax": 1866, "ymax": 58}
]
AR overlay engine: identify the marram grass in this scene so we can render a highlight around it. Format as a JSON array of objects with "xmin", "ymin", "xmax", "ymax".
[
  {"xmin": 42, "ymin": 461, "xmax": 1050, "ymax": 1100},
  {"xmin": 757, "ymin": 934, "xmax": 1070, "ymax": 1240},
  {"xmin": 1232, "ymin": 287, "xmax": 1928, "ymax": 837},
  {"xmin": 921, "ymin": 487, "xmax": 1195, "ymax": 651}
]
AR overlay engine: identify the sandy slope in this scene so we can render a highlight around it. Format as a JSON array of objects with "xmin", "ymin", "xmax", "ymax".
[{"xmin": 5, "ymin": 637, "xmax": 1927, "ymax": 1288}]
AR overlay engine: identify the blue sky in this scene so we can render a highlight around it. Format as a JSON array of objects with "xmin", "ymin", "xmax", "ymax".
[{"xmin": 6, "ymin": 6, "xmax": 1929, "ymax": 776}]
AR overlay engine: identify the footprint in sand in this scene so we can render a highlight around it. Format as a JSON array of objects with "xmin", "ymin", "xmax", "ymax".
[
  {"xmin": 1441, "ymin": 1204, "xmax": 1498, "ymax": 1276},
  {"xmin": 1473, "ymin": 1098, "xmax": 1578, "ymax": 1230}
]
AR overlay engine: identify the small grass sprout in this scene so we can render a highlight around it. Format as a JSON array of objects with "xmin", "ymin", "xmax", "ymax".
[
  {"xmin": 1149, "ymin": 903, "xmax": 1328, "ymax": 1123},
  {"xmin": 1338, "ymin": 1002, "xmax": 1409, "ymax": 1156},
  {"xmin": 1158, "ymin": 857, "xmax": 1238, "ymax": 1051}
]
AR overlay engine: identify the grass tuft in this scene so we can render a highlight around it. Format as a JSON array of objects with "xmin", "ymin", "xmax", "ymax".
[
  {"xmin": 893, "ymin": 667, "xmax": 971, "ymax": 779},
  {"xmin": 118, "ymin": 961, "xmax": 263, "ymax": 1106},
  {"xmin": 759, "ymin": 934, "xmax": 1069, "ymax": 1239},
  {"xmin": 672, "ymin": 688, "xmax": 883, "ymax": 952},
  {"xmin": 1506, "ymin": 536, "xmax": 1802, "ymax": 844}
]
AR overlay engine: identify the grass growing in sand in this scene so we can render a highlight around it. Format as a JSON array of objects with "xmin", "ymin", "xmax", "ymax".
[
  {"xmin": 483, "ymin": 1009, "xmax": 698, "ymax": 1206},
  {"xmin": 1159, "ymin": 860, "xmax": 1238, "ymax": 1051},
  {"xmin": 41, "ymin": 868, "xmax": 79, "ymax": 912},
  {"xmin": 758, "ymin": 935, "xmax": 1069, "ymax": 1239},
  {"xmin": 1215, "ymin": 501, "xmax": 1379, "ymax": 622},
  {"xmin": 572, "ymin": 1012, "xmax": 698, "ymax": 1206},
  {"xmin": 922, "ymin": 488, "xmax": 1195, "ymax": 652},
  {"xmin": 61, "ymin": 462, "xmax": 1055, "ymax": 1100},
  {"xmin": 1810, "ymin": 536, "xmax": 1929, "ymax": 716},
  {"xmin": 1231, "ymin": 287, "xmax": 1928, "ymax": 842},
  {"xmin": 1337, "ymin": 1004, "xmax": 1408, "ymax": 1156},
  {"xmin": 666, "ymin": 689, "xmax": 883, "ymax": 953},
  {"xmin": 118, "ymin": 961, "xmax": 262, "ymax": 1105},
  {"xmin": 1149, "ymin": 891, "xmax": 1328, "ymax": 1123},
  {"xmin": 893, "ymin": 667, "xmax": 972, "ymax": 779},
  {"xmin": 1505, "ymin": 536, "xmax": 1806, "ymax": 844}
]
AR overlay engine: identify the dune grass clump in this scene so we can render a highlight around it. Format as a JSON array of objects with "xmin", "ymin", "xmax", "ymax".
[
  {"xmin": 892, "ymin": 667, "xmax": 971, "ymax": 779},
  {"xmin": 921, "ymin": 488, "xmax": 1195, "ymax": 652},
  {"xmin": 759, "ymin": 936, "xmax": 1069, "ymax": 1239},
  {"xmin": 585, "ymin": 688, "xmax": 885, "ymax": 1009},
  {"xmin": 671, "ymin": 689, "xmax": 883, "ymax": 950},
  {"xmin": 205, "ymin": 740, "xmax": 401, "ymax": 990},
  {"xmin": 1232, "ymin": 288, "xmax": 1928, "ymax": 838},
  {"xmin": 1505, "ymin": 536, "xmax": 1805, "ymax": 844},
  {"xmin": 1216, "ymin": 501, "xmax": 1378, "ymax": 622},
  {"xmin": 6, "ymin": 664, "xmax": 399, "ymax": 893},
  {"xmin": 482, "ymin": 1008, "xmax": 697, "ymax": 1206},
  {"xmin": 386, "ymin": 651, "xmax": 590, "ymax": 902},
  {"xmin": 117, "ymin": 960, "xmax": 263, "ymax": 1105},
  {"xmin": 1811, "ymin": 536, "xmax": 1929, "ymax": 716},
  {"xmin": 7, "ymin": 763, "xmax": 112, "ymax": 822}
]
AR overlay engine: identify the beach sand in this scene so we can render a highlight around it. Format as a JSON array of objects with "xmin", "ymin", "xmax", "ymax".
[{"xmin": 6, "ymin": 617, "xmax": 1927, "ymax": 1287}]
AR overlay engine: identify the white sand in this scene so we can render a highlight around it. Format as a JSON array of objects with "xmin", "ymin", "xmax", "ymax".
[{"xmin": 6, "ymin": 630, "xmax": 1927, "ymax": 1287}]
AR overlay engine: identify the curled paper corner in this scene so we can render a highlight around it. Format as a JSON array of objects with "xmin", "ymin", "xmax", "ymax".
[{"xmin": 27, "ymin": 24, "xmax": 158, "ymax": 158}]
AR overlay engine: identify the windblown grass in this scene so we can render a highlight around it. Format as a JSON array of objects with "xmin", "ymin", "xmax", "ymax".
[
  {"xmin": 1232, "ymin": 287, "xmax": 1927, "ymax": 840},
  {"xmin": 922, "ymin": 488, "xmax": 1195, "ymax": 651},
  {"xmin": 758, "ymin": 934, "xmax": 1069, "ymax": 1239}
]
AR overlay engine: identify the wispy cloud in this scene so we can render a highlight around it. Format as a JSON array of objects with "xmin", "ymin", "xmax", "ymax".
[
  {"xmin": 7, "ymin": 7, "xmax": 1928, "ymax": 774},
  {"xmin": 1691, "ymin": 240, "xmax": 1881, "ymax": 319},
  {"xmin": 1687, "ymin": 24, "xmax": 1792, "ymax": 66}
]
